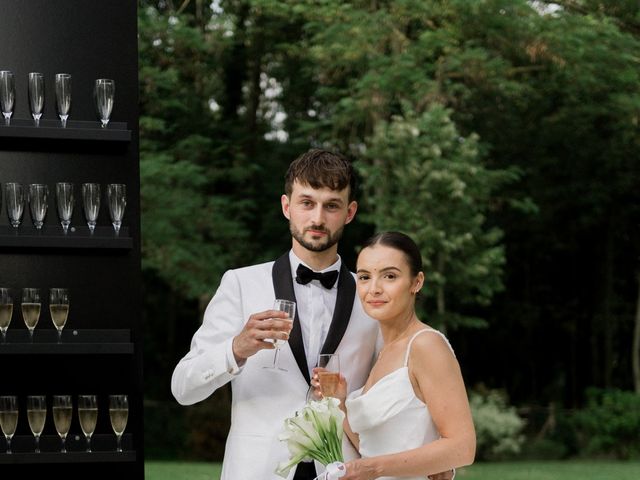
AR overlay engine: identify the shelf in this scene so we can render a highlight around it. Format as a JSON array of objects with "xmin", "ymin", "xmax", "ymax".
[
  {"xmin": 0, "ymin": 434, "xmax": 135, "ymax": 464},
  {"xmin": 0, "ymin": 329, "xmax": 133, "ymax": 354},
  {"xmin": 0, "ymin": 119, "xmax": 131, "ymax": 142},
  {"xmin": 0, "ymin": 225, "xmax": 133, "ymax": 250}
]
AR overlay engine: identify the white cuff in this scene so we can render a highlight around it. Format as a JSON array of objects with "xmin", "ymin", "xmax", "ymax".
[{"xmin": 225, "ymin": 337, "xmax": 244, "ymax": 375}]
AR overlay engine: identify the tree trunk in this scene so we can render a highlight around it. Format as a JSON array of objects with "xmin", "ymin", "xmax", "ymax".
[
  {"xmin": 633, "ymin": 272, "xmax": 640, "ymax": 394},
  {"xmin": 602, "ymin": 225, "xmax": 615, "ymax": 388}
]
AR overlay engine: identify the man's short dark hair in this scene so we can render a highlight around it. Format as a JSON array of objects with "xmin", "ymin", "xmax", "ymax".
[{"xmin": 285, "ymin": 149, "xmax": 357, "ymax": 202}]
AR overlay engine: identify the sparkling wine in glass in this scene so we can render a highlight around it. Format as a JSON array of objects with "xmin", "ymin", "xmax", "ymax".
[
  {"xmin": 0, "ymin": 396, "xmax": 18, "ymax": 454},
  {"xmin": 78, "ymin": 394, "xmax": 98, "ymax": 453},
  {"xmin": 27, "ymin": 395, "xmax": 46, "ymax": 453},
  {"xmin": 0, "ymin": 288, "xmax": 13, "ymax": 343},
  {"xmin": 317, "ymin": 353, "xmax": 341, "ymax": 398},
  {"xmin": 28, "ymin": 72, "xmax": 45, "ymax": 127},
  {"xmin": 52, "ymin": 395, "xmax": 72, "ymax": 453},
  {"xmin": 0, "ymin": 70, "xmax": 15, "ymax": 126},
  {"xmin": 22, "ymin": 288, "xmax": 41, "ymax": 342},
  {"xmin": 263, "ymin": 299, "xmax": 295, "ymax": 372},
  {"xmin": 28, "ymin": 183, "xmax": 49, "ymax": 230},
  {"xmin": 49, "ymin": 288, "xmax": 69, "ymax": 343},
  {"xmin": 56, "ymin": 182, "xmax": 74, "ymax": 233},
  {"xmin": 82, "ymin": 183, "xmax": 100, "ymax": 233},
  {"xmin": 107, "ymin": 183, "xmax": 126, "ymax": 234},
  {"xmin": 55, "ymin": 73, "xmax": 71, "ymax": 128},
  {"xmin": 109, "ymin": 394, "xmax": 128, "ymax": 452},
  {"xmin": 94, "ymin": 79, "xmax": 115, "ymax": 128},
  {"xmin": 5, "ymin": 182, "xmax": 24, "ymax": 228}
]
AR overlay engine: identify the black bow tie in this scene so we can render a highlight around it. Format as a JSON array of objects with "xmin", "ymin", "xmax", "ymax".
[{"xmin": 295, "ymin": 264, "xmax": 339, "ymax": 289}]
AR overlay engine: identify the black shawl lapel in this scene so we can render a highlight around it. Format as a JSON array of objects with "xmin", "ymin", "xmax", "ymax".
[
  {"xmin": 272, "ymin": 253, "xmax": 310, "ymax": 384},
  {"xmin": 319, "ymin": 262, "xmax": 355, "ymax": 356}
]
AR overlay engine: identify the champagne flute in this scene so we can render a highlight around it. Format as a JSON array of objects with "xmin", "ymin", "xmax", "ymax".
[
  {"xmin": 82, "ymin": 183, "xmax": 100, "ymax": 233},
  {"xmin": 28, "ymin": 72, "xmax": 45, "ymax": 127},
  {"xmin": 0, "ymin": 288, "xmax": 13, "ymax": 343},
  {"xmin": 28, "ymin": 183, "xmax": 49, "ymax": 230},
  {"xmin": 109, "ymin": 394, "xmax": 128, "ymax": 452},
  {"xmin": 263, "ymin": 299, "xmax": 295, "ymax": 372},
  {"xmin": 55, "ymin": 182, "xmax": 74, "ymax": 233},
  {"xmin": 55, "ymin": 73, "xmax": 71, "ymax": 128},
  {"xmin": 0, "ymin": 396, "xmax": 18, "ymax": 454},
  {"xmin": 22, "ymin": 288, "xmax": 41, "ymax": 342},
  {"xmin": 52, "ymin": 395, "xmax": 72, "ymax": 453},
  {"xmin": 107, "ymin": 183, "xmax": 126, "ymax": 234},
  {"xmin": 78, "ymin": 394, "xmax": 98, "ymax": 453},
  {"xmin": 49, "ymin": 288, "xmax": 69, "ymax": 343},
  {"xmin": 317, "ymin": 353, "xmax": 341, "ymax": 398},
  {"xmin": 94, "ymin": 79, "xmax": 115, "ymax": 128},
  {"xmin": 27, "ymin": 395, "xmax": 46, "ymax": 453},
  {"xmin": 5, "ymin": 182, "xmax": 24, "ymax": 228},
  {"xmin": 0, "ymin": 70, "xmax": 15, "ymax": 125}
]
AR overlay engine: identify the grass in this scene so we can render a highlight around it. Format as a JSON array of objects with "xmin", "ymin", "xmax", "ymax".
[{"xmin": 144, "ymin": 460, "xmax": 640, "ymax": 480}]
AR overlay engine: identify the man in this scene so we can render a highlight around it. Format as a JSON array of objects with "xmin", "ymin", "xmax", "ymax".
[{"xmin": 172, "ymin": 149, "xmax": 379, "ymax": 480}]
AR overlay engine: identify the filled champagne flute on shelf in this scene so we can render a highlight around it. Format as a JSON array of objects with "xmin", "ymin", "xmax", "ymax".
[
  {"xmin": 78, "ymin": 394, "xmax": 98, "ymax": 453},
  {"xmin": 263, "ymin": 299, "xmax": 295, "ymax": 372},
  {"xmin": 28, "ymin": 72, "xmax": 45, "ymax": 127},
  {"xmin": 109, "ymin": 394, "xmax": 128, "ymax": 452},
  {"xmin": 21, "ymin": 288, "xmax": 41, "ymax": 342},
  {"xmin": 55, "ymin": 73, "xmax": 71, "ymax": 128},
  {"xmin": 94, "ymin": 79, "xmax": 115, "ymax": 128},
  {"xmin": 55, "ymin": 182, "xmax": 74, "ymax": 234},
  {"xmin": 82, "ymin": 183, "xmax": 100, "ymax": 233},
  {"xmin": 0, "ymin": 288, "xmax": 13, "ymax": 343},
  {"xmin": 27, "ymin": 395, "xmax": 46, "ymax": 453},
  {"xmin": 28, "ymin": 183, "xmax": 49, "ymax": 230},
  {"xmin": 52, "ymin": 395, "xmax": 72, "ymax": 453},
  {"xmin": 5, "ymin": 182, "xmax": 24, "ymax": 228},
  {"xmin": 317, "ymin": 353, "xmax": 341, "ymax": 398},
  {"xmin": 0, "ymin": 395, "xmax": 18, "ymax": 454},
  {"xmin": 0, "ymin": 70, "xmax": 15, "ymax": 125},
  {"xmin": 49, "ymin": 288, "xmax": 69, "ymax": 343}
]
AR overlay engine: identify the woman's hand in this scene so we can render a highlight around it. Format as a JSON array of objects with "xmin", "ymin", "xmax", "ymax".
[{"xmin": 340, "ymin": 459, "xmax": 380, "ymax": 480}]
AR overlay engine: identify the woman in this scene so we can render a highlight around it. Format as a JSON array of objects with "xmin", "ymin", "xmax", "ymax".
[{"xmin": 313, "ymin": 232, "xmax": 476, "ymax": 480}]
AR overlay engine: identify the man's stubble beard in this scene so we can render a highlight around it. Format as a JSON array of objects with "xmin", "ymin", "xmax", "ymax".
[{"xmin": 290, "ymin": 223, "xmax": 345, "ymax": 252}]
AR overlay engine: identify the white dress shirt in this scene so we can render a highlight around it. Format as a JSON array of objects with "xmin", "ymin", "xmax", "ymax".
[{"xmin": 289, "ymin": 250, "xmax": 340, "ymax": 376}]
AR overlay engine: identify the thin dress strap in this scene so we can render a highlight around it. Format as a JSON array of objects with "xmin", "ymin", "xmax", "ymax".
[{"xmin": 403, "ymin": 328, "xmax": 453, "ymax": 366}]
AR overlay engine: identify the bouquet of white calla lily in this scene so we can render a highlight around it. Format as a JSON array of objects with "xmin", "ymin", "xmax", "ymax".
[{"xmin": 276, "ymin": 397, "xmax": 345, "ymax": 478}]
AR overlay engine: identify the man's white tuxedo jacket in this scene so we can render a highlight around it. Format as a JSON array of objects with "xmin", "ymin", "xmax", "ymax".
[{"xmin": 172, "ymin": 253, "xmax": 379, "ymax": 480}]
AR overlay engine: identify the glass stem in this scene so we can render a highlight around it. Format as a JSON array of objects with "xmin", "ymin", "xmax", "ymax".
[
  {"xmin": 86, "ymin": 435, "xmax": 92, "ymax": 453},
  {"xmin": 61, "ymin": 436, "xmax": 67, "ymax": 453},
  {"xmin": 6, "ymin": 436, "xmax": 11, "ymax": 454},
  {"xmin": 35, "ymin": 434, "xmax": 40, "ymax": 453},
  {"xmin": 272, "ymin": 348, "xmax": 280, "ymax": 368},
  {"xmin": 116, "ymin": 434, "xmax": 123, "ymax": 452},
  {"xmin": 57, "ymin": 330, "xmax": 62, "ymax": 344}
]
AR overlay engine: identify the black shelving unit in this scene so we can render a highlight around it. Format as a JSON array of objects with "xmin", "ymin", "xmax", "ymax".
[{"xmin": 0, "ymin": 1, "xmax": 143, "ymax": 479}]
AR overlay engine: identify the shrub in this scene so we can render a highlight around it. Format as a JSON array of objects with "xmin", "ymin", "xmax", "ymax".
[
  {"xmin": 572, "ymin": 388, "xmax": 640, "ymax": 459},
  {"xmin": 470, "ymin": 389, "xmax": 526, "ymax": 460}
]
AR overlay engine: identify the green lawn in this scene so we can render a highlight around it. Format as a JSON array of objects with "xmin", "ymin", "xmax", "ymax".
[{"xmin": 144, "ymin": 460, "xmax": 640, "ymax": 480}]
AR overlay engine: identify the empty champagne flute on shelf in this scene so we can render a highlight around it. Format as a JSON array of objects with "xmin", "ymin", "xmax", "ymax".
[
  {"xmin": 5, "ymin": 182, "xmax": 24, "ymax": 228},
  {"xmin": 22, "ymin": 288, "xmax": 41, "ymax": 342},
  {"xmin": 27, "ymin": 395, "xmax": 46, "ymax": 453},
  {"xmin": 55, "ymin": 182, "xmax": 74, "ymax": 233},
  {"xmin": 78, "ymin": 394, "xmax": 98, "ymax": 453},
  {"xmin": 94, "ymin": 79, "xmax": 115, "ymax": 128},
  {"xmin": 49, "ymin": 288, "xmax": 69, "ymax": 343},
  {"xmin": 107, "ymin": 183, "xmax": 126, "ymax": 234},
  {"xmin": 0, "ymin": 395, "xmax": 18, "ymax": 454},
  {"xmin": 0, "ymin": 70, "xmax": 15, "ymax": 126},
  {"xmin": 55, "ymin": 73, "xmax": 71, "ymax": 128},
  {"xmin": 0, "ymin": 288, "xmax": 13, "ymax": 343},
  {"xmin": 28, "ymin": 72, "xmax": 45, "ymax": 127},
  {"xmin": 109, "ymin": 394, "xmax": 128, "ymax": 452},
  {"xmin": 263, "ymin": 299, "xmax": 295, "ymax": 372},
  {"xmin": 52, "ymin": 395, "xmax": 72, "ymax": 453},
  {"xmin": 82, "ymin": 183, "xmax": 100, "ymax": 233},
  {"xmin": 28, "ymin": 183, "xmax": 49, "ymax": 230}
]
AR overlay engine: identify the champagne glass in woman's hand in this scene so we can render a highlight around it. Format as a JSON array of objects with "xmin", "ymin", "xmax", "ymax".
[
  {"xmin": 263, "ymin": 299, "xmax": 295, "ymax": 372},
  {"xmin": 317, "ymin": 354, "xmax": 341, "ymax": 399}
]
